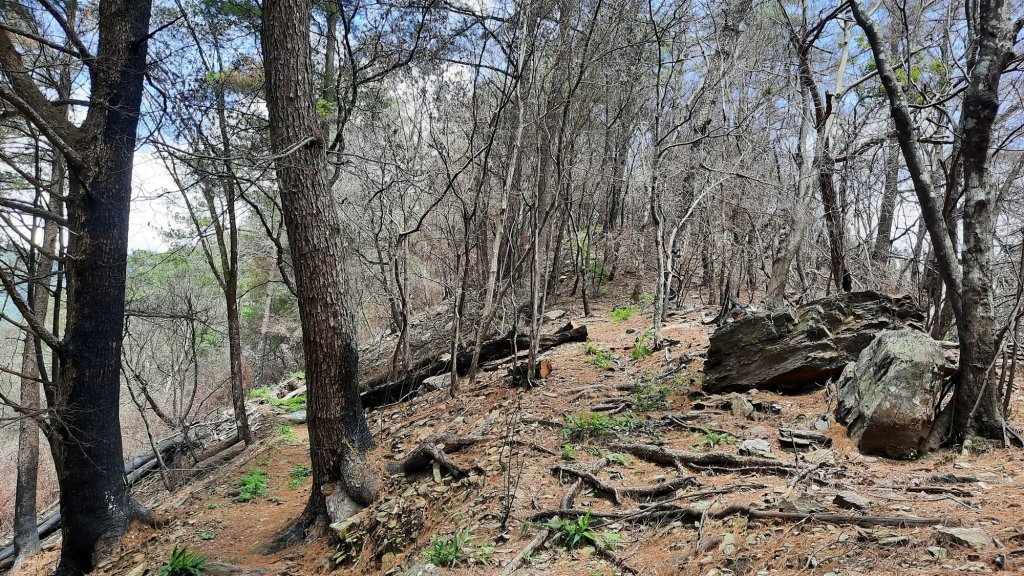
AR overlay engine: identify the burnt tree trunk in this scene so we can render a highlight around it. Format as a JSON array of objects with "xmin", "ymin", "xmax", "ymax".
[
  {"xmin": 0, "ymin": 1, "xmax": 157, "ymax": 572},
  {"xmin": 261, "ymin": 0, "xmax": 377, "ymax": 542}
]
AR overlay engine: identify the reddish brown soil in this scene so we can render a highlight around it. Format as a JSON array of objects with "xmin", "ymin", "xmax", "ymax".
[{"xmin": 14, "ymin": 297, "xmax": 1024, "ymax": 575}]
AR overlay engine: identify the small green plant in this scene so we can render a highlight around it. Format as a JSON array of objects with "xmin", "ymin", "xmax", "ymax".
[
  {"xmin": 425, "ymin": 530, "xmax": 471, "ymax": 567},
  {"xmin": 562, "ymin": 412, "xmax": 638, "ymax": 441},
  {"xmin": 605, "ymin": 453, "xmax": 630, "ymax": 466},
  {"xmin": 199, "ymin": 529, "xmax": 216, "ymax": 540},
  {"xmin": 278, "ymin": 425, "xmax": 297, "ymax": 444},
  {"xmin": 544, "ymin": 511, "xmax": 621, "ymax": 550},
  {"xmin": 247, "ymin": 386, "xmax": 306, "ymax": 411},
  {"xmin": 630, "ymin": 329, "xmax": 655, "ymax": 360},
  {"xmin": 288, "ymin": 464, "xmax": 312, "ymax": 489},
  {"xmin": 693, "ymin": 428, "xmax": 736, "ymax": 451},
  {"xmin": 560, "ymin": 444, "xmax": 577, "ymax": 461},
  {"xmin": 609, "ymin": 305, "xmax": 638, "ymax": 323},
  {"xmin": 582, "ymin": 341, "xmax": 617, "ymax": 370},
  {"xmin": 158, "ymin": 546, "xmax": 207, "ymax": 576},
  {"xmin": 206, "ymin": 502, "xmax": 220, "ymax": 509},
  {"xmin": 235, "ymin": 468, "xmax": 269, "ymax": 502},
  {"xmin": 631, "ymin": 379, "xmax": 671, "ymax": 411}
]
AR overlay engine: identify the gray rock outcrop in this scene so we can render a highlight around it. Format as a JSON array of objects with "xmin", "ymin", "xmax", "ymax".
[{"xmin": 704, "ymin": 291, "xmax": 925, "ymax": 393}]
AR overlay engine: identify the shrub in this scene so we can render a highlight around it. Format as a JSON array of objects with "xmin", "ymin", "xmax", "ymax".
[
  {"xmin": 235, "ymin": 468, "xmax": 268, "ymax": 502},
  {"xmin": 544, "ymin": 512, "xmax": 621, "ymax": 550},
  {"xmin": 278, "ymin": 425, "xmax": 297, "ymax": 444},
  {"xmin": 609, "ymin": 305, "xmax": 638, "ymax": 323},
  {"xmin": 693, "ymin": 428, "xmax": 736, "ymax": 450},
  {"xmin": 158, "ymin": 546, "xmax": 207, "ymax": 576},
  {"xmin": 630, "ymin": 329, "xmax": 655, "ymax": 360},
  {"xmin": 425, "ymin": 530, "xmax": 471, "ymax": 567},
  {"xmin": 631, "ymin": 380, "xmax": 670, "ymax": 411},
  {"xmin": 582, "ymin": 341, "xmax": 616, "ymax": 370}
]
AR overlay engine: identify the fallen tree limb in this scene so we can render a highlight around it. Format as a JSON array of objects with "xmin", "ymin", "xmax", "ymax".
[
  {"xmin": 551, "ymin": 464, "xmax": 698, "ymax": 505},
  {"xmin": 360, "ymin": 324, "xmax": 588, "ymax": 410},
  {"xmin": 611, "ymin": 442, "xmax": 803, "ymax": 476}
]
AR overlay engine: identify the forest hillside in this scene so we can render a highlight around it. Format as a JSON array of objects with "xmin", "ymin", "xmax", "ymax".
[
  {"xmin": 1, "ymin": 0, "xmax": 1023, "ymax": 575},
  {"xmin": 12, "ymin": 292, "xmax": 1024, "ymax": 576}
]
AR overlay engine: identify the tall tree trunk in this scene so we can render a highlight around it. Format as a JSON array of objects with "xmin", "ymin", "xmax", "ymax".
[
  {"xmin": 871, "ymin": 135, "xmax": 899, "ymax": 269},
  {"xmin": 261, "ymin": 0, "xmax": 377, "ymax": 544},
  {"xmin": 13, "ymin": 198, "xmax": 60, "ymax": 564},
  {"xmin": 952, "ymin": 0, "xmax": 1013, "ymax": 438}
]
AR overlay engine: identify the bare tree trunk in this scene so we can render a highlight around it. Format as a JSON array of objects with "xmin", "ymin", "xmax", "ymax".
[
  {"xmin": 261, "ymin": 0, "xmax": 377, "ymax": 544},
  {"xmin": 766, "ymin": 93, "xmax": 815, "ymax": 306},
  {"xmin": 466, "ymin": 4, "xmax": 531, "ymax": 388},
  {"xmin": 852, "ymin": 0, "xmax": 1014, "ymax": 440},
  {"xmin": 871, "ymin": 135, "xmax": 899, "ymax": 269}
]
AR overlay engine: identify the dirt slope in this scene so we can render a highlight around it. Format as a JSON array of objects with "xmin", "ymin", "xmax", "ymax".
[{"xmin": 14, "ymin": 298, "xmax": 1024, "ymax": 576}]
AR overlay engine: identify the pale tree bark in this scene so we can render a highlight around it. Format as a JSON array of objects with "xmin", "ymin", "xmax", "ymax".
[
  {"xmin": 12, "ymin": 172, "xmax": 61, "ymax": 566},
  {"xmin": 766, "ymin": 91, "xmax": 816, "ymax": 306},
  {"xmin": 465, "ymin": 3, "xmax": 531, "ymax": 389},
  {"xmin": 870, "ymin": 135, "xmax": 899, "ymax": 270}
]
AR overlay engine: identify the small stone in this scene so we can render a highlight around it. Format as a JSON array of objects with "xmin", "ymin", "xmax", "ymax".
[
  {"xmin": 739, "ymin": 438, "xmax": 773, "ymax": 458},
  {"xmin": 421, "ymin": 374, "xmax": 450, "ymax": 392},
  {"xmin": 927, "ymin": 546, "xmax": 948, "ymax": 560},
  {"xmin": 401, "ymin": 562, "xmax": 444, "ymax": 575},
  {"xmin": 834, "ymin": 491, "xmax": 871, "ymax": 511},
  {"xmin": 936, "ymin": 527, "xmax": 991, "ymax": 549},
  {"xmin": 283, "ymin": 409, "xmax": 307, "ymax": 424},
  {"xmin": 804, "ymin": 449, "xmax": 837, "ymax": 466},
  {"xmin": 730, "ymin": 393, "xmax": 756, "ymax": 419},
  {"xmin": 544, "ymin": 309, "xmax": 567, "ymax": 321}
]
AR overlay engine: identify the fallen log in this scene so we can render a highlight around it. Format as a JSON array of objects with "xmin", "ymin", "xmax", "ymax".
[{"xmin": 360, "ymin": 323, "xmax": 588, "ymax": 410}]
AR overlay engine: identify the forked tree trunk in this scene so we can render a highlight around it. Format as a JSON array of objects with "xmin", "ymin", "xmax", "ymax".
[
  {"xmin": 851, "ymin": 0, "xmax": 1012, "ymax": 441},
  {"xmin": 952, "ymin": 0, "xmax": 1013, "ymax": 438},
  {"xmin": 261, "ymin": 0, "xmax": 377, "ymax": 540}
]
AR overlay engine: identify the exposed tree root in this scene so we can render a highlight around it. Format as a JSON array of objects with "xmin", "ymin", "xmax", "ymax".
[
  {"xmin": 386, "ymin": 435, "xmax": 494, "ymax": 477},
  {"xmin": 551, "ymin": 464, "xmax": 698, "ymax": 504},
  {"xmin": 530, "ymin": 503, "xmax": 950, "ymax": 529},
  {"xmin": 611, "ymin": 442, "xmax": 804, "ymax": 476}
]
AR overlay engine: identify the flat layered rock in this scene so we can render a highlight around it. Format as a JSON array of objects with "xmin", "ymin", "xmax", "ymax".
[{"xmin": 704, "ymin": 291, "xmax": 925, "ymax": 394}]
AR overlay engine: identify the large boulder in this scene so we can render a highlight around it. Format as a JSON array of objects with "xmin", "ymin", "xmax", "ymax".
[
  {"xmin": 835, "ymin": 330, "xmax": 945, "ymax": 458},
  {"xmin": 703, "ymin": 291, "xmax": 925, "ymax": 393}
]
